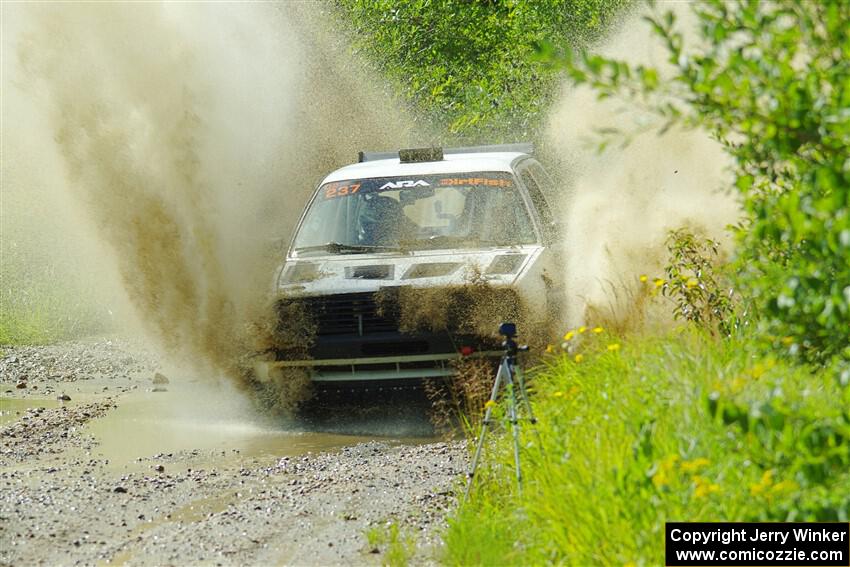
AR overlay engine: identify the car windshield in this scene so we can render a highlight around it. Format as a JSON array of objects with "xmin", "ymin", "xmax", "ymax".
[{"xmin": 292, "ymin": 172, "xmax": 537, "ymax": 255}]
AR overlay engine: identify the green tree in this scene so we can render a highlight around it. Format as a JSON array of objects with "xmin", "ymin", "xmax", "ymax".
[
  {"xmin": 555, "ymin": 0, "xmax": 850, "ymax": 364},
  {"xmin": 335, "ymin": 0, "xmax": 631, "ymax": 142}
]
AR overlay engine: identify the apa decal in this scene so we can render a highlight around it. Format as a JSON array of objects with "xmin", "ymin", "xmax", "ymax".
[{"xmin": 378, "ymin": 180, "xmax": 431, "ymax": 190}]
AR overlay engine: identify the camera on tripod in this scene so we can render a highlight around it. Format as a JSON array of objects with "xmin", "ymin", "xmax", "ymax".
[
  {"xmin": 498, "ymin": 322, "xmax": 529, "ymax": 359},
  {"xmin": 465, "ymin": 322, "xmax": 538, "ymax": 500},
  {"xmin": 498, "ymin": 322, "xmax": 516, "ymax": 338}
]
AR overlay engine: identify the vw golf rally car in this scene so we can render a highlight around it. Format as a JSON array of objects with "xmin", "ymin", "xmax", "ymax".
[{"xmin": 256, "ymin": 143, "xmax": 564, "ymax": 388}]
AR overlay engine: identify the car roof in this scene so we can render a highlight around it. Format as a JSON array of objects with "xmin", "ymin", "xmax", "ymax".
[{"xmin": 321, "ymin": 152, "xmax": 528, "ymax": 183}]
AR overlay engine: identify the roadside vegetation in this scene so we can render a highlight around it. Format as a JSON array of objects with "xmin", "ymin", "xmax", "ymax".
[
  {"xmin": 441, "ymin": 1, "xmax": 850, "ymax": 563},
  {"xmin": 0, "ymin": 251, "xmax": 112, "ymax": 345},
  {"xmin": 365, "ymin": 522, "xmax": 417, "ymax": 567},
  {"xmin": 0, "ymin": 280, "xmax": 102, "ymax": 345},
  {"xmin": 448, "ymin": 328, "xmax": 850, "ymax": 564}
]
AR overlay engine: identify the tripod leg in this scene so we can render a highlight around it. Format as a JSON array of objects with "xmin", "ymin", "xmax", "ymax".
[
  {"xmin": 514, "ymin": 365, "xmax": 538, "ymax": 425},
  {"xmin": 512, "ymin": 362, "xmax": 545, "ymax": 461},
  {"xmin": 463, "ymin": 361, "xmax": 504, "ymax": 500},
  {"xmin": 504, "ymin": 360, "xmax": 523, "ymax": 492}
]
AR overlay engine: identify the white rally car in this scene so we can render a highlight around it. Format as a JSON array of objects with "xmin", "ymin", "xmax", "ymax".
[{"xmin": 256, "ymin": 144, "xmax": 564, "ymax": 386}]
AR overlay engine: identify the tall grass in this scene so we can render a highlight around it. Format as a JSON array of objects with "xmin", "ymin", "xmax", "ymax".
[
  {"xmin": 446, "ymin": 329, "xmax": 850, "ymax": 565},
  {"xmin": 0, "ymin": 268, "xmax": 111, "ymax": 345}
]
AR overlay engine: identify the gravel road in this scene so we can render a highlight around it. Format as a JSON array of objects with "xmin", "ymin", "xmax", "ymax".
[{"xmin": 0, "ymin": 339, "xmax": 466, "ymax": 566}]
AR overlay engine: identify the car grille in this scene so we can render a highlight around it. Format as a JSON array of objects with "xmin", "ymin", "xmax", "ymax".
[{"xmin": 302, "ymin": 292, "xmax": 397, "ymax": 336}]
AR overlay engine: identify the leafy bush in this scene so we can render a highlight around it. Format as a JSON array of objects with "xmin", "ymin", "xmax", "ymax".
[
  {"xmin": 553, "ymin": 0, "xmax": 850, "ymax": 365},
  {"xmin": 661, "ymin": 229, "xmax": 742, "ymax": 336}
]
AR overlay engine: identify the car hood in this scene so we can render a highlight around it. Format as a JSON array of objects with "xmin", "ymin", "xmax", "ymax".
[{"xmin": 275, "ymin": 245, "xmax": 544, "ymax": 297}]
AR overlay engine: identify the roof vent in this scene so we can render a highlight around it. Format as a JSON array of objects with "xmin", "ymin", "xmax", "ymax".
[
  {"xmin": 399, "ymin": 147, "xmax": 444, "ymax": 163},
  {"xmin": 358, "ymin": 143, "xmax": 532, "ymax": 163}
]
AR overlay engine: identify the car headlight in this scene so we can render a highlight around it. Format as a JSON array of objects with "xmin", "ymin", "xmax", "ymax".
[{"xmin": 280, "ymin": 262, "xmax": 320, "ymax": 284}]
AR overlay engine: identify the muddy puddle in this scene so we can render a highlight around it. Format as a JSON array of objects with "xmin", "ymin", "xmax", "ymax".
[
  {"xmin": 2, "ymin": 379, "xmax": 441, "ymax": 474},
  {"xmin": 78, "ymin": 385, "xmax": 438, "ymax": 472},
  {"xmin": 0, "ymin": 397, "xmax": 61, "ymax": 425}
]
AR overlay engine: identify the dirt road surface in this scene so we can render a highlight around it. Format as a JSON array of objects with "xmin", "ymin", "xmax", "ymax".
[{"xmin": 0, "ymin": 339, "xmax": 465, "ymax": 566}]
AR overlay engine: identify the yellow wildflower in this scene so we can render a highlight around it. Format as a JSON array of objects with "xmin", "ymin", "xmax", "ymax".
[
  {"xmin": 607, "ymin": 343, "xmax": 621, "ymax": 352},
  {"xmin": 578, "ymin": 326, "xmax": 587, "ymax": 334},
  {"xmin": 545, "ymin": 344, "xmax": 555, "ymax": 353},
  {"xmin": 654, "ymin": 278, "xmax": 665, "ymax": 288},
  {"xmin": 693, "ymin": 476, "xmax": 720, "ymax": 499},
  {"xmin": 730, "ymin": 376, "xmax": 746, "ymax": 394},
  {"xmin": 686, "ymin": 278, "xmax": 699, "ymax": 289},
  {"xmin": 750, "ymin": 470, "xmax": 774, "ymax": 496},
  {"xmin": 563, "ymin": 330, "xmax": 576, "ymax": 341},
  {"xmin": 552, "ymin": 391, "xmax": 565, "ymax": 398},
  {"xmin": 592, "ymin": 327, "xmax": 604, "ymax": 334},
  {"xmin": 574, "ymin": 353, "xmax": 584, "ymax": 363},
  {"xmin": 680, "ymin": 458, "xmax": 710, "ymax": 474},
  {"xmin": 770, "ymin": 479, "xmax": 798, "ymax": 495},
  {"xmin": 652, "ymin": 455, "xmax": 679, "ymax": 488},
  {"xmin": 639, "ymin": 275, "xmax": 648, "ymax": 283},
  {"xmin": 484, "ymin": 400, "xmax": 497, "ymax": 409}
]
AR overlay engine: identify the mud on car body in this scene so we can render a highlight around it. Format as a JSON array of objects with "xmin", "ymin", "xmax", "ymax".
[{"xmin": 255, "ymin": 143, "xmax": 564, "ymax": 387}]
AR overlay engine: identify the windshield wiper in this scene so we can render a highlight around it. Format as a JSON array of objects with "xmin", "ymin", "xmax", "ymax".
[{"xmin": 294, "ymin": 241, "xmax": 401, "ymax": 255}]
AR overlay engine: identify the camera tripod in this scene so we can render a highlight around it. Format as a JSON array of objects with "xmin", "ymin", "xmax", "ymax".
[{"xmin": 464, "ymin": 323, "xmax": 538, "ymax": 500}]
